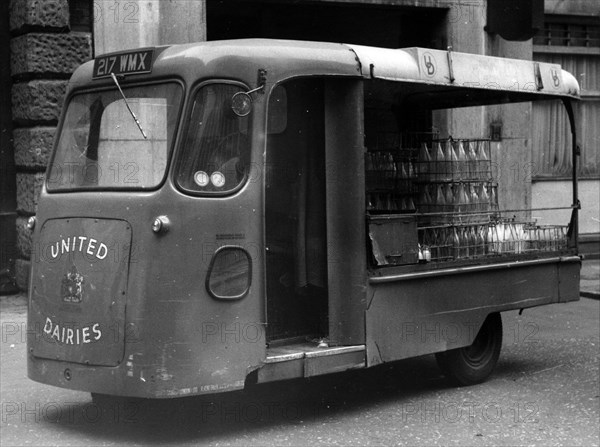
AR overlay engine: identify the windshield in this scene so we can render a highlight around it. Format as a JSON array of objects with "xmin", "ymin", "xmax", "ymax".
[
  {"xmin": 176, "ymin": 83, "xmax": 251, "ymax": 194},
  {"xmin": 47, "ymin": 83, "xmax": 182, "ymax": 191}
]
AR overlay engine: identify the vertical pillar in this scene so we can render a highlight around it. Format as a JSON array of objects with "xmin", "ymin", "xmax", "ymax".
[
  {"xmin": 324, "ymin": 79, "xmax": 367, "ymax": 345},
  {"xmin": 93, "ymin": 0, "xmax": 206, "ymax": 55},
  {"xmin": 438, "ymin": 0, "xmax": 533, "ymax": 217},
  {"xmin": 439, "ymin": 0, "xmax": 487, "ymax": 140},
  {"xmin": 486, "ymin": 36, "xmax": 533, "ymax": 219},
  {"xmin": 9, "ymin": 0, "xmax": 93, "ymax": 291},
  {"xmin": 1, "ymin": 0, "xmax": 18, "ymax": 294}
]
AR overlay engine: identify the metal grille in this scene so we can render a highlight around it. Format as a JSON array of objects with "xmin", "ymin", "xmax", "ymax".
[{"xmin": 534, "ymin": 16, "xmax": 600, "ymax": 47}]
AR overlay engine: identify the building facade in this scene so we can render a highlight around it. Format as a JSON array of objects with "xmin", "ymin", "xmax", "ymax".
[
  {"xmin": 2, "ymin": 0, "xmax": 93, "ymax": 293},
  {"xmin": 1, "ymin": 0, "xmax": 598, "ymax": 292}
]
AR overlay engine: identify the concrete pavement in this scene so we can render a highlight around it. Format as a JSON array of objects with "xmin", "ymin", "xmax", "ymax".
[
  {"xmin": 1, "ymin": 289, "xmax": 598, "ymax": 446},
  {"xmin": 581, "ymin": 258, "xmax": 600, "ymax": 299}
]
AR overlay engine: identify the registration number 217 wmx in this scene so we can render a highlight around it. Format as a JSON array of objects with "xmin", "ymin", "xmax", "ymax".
[{"xmin": 93, "ymin": 49, "xmax": 154, "ymax": 79}]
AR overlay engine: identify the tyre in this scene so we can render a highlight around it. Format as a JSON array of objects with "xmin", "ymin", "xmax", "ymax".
[{"xmin": 435, "ymin": 312, "xmax": 503, "ymax": 386}]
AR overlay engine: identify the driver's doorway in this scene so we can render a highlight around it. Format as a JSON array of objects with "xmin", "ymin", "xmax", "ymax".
[{"xmin": 265, "ymin": 78, "xmax": 328, "ymax": 342}]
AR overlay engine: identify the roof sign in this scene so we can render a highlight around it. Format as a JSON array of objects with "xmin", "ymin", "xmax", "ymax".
[{"xmin": 347, "ymin": 44, "xmax": 579, "ymax": 97}]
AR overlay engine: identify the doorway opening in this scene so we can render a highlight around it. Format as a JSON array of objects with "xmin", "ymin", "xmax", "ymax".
[
  {"xmin": 265, "ymin": 78, "xmax": 328, "ymax": 342},
  {"xmin": 206, "ymin": 0, "xmax": 447, "ymax": 49}
]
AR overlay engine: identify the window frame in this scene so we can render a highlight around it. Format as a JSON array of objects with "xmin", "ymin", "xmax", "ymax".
[
  {"xmin": 46, "ymin": 79, "xmax": 185, "ymax": 193},
  {"xmin": 173, "ymin": 79, "xmax": 253, "ymax": 197},
  {"xmin": 532, "ymin": 47, "xmax": 600, "ymax": 181},
  {"xmin": 533, "ymin": 14, "xmax": 600, "ymax": 49}
]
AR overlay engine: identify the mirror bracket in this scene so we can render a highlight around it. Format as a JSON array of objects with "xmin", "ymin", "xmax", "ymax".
[{"xmin": 231, "ymin": 69, "xmax": 267, "ymax": 116}]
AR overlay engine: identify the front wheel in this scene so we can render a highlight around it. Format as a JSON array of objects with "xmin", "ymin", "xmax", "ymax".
[{"xmin": 435, "ymin": 313, "xmax": 502, "ymax": 386}]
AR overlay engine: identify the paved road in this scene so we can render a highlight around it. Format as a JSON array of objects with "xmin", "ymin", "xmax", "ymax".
[
  {"xmin": 1, "ymin": 295, "xmax": 598, "ymax": 446},
  {"xmin": 580, "ymin": 258, "xmax": 600, "ymax": 298}
]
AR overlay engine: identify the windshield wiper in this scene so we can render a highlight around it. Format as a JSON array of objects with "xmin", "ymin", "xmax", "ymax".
[{"xmin": 110, "ymin": 73, "xmax": 147, "ymax": 139}]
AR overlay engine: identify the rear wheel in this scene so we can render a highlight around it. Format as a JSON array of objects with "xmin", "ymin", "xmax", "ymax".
[{"xmin": 435, "ymin": 313, "xmax": 502, "ymax": 386}]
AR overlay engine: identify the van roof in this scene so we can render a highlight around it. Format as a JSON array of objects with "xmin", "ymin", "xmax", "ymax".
[{"xmin": 71, "ymin": 39, "xmax": 580, "ymax": 100}]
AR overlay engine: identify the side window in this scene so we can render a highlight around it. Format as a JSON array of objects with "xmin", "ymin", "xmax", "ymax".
[{"xmin": 176, "ymin": 84, "xmax": 250, "ymax": 194}]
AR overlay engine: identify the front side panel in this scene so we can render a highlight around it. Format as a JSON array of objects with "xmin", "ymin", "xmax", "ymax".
[{"xmin": 30, "ymin": 218, "xmax": 131, "ymax": 366}]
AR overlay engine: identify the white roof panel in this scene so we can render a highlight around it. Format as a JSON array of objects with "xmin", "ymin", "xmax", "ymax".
[{"xmin": 346, "ymin": 44, "xmax": 580, "ymax": 98}]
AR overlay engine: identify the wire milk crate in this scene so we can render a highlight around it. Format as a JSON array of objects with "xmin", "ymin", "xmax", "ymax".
[
  {"xmin": 416, "ymin": 138, "xmax": 498, "ymax": 226},
  {"xmin": 417, "ymin": 182, "xmax": 499, "ymax": 224},
  {"xmin": 418, "ymin": 138, "xmax": 492, "ymax": 182},
  {"xmin": 418, "ymin": 220, "xmax": 569, "ymax": 263},
  {"xmin": 364, "ymin": 131, "xmax": 428, "ymax": 213},
  {"xmin": 487, "ymin": 221, "xmax": 569, "ymax": 254}
]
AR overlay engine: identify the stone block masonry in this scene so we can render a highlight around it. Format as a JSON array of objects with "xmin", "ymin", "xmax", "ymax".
[
  {"xmin": 9, "ymin": 0, "xmax": 70, "ymax": 31},
  {"xmin": 10, "ymin": 0, "xmax": 93, "ymax": 291},
  {"xmin": 12, "ymin": 80, "xmax": 67, "ymax": 123},
  {"xmin": 11, "ymin": 32, "xmax": 92, "ymax": 76},
  {"xmin": 16, "ymin": 216, "xmax": 33, "ymax": 259},
  {"xmin": 13, "ymin": 127, "xmax": 55, "ymax": 169},
  {"xmin": 16, "ymin": 172, "xmax": 45, "ymax": 215}
]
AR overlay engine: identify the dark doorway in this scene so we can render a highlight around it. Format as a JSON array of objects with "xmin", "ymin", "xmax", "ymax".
[
  {"xmin": 0, "ymin": 0, "xmax": 18, "ymax": 294},
  {"xmin": 207, "ymin": 0, "xmax": 447, "ymax": 49},
  {"xmin": 265, "ymin": 78, "xmax": 328, "ymax": 341}
]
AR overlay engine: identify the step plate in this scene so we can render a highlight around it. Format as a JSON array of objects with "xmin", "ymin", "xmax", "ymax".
[{"xmin": 258, "ymin": 344, "xmax": 366, "ymax": 382}]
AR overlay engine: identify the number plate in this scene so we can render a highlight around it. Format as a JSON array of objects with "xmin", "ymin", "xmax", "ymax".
[{"xmin": 93, "ymin": 48, "xmax": 154, "ymax": 79}]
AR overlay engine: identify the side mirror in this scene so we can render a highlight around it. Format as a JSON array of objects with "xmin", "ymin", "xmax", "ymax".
[{"xmin": 231, "ymin": 92, "xmax": 253, "ymax": 117}]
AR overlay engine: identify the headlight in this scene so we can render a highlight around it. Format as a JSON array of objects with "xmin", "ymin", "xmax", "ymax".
[{"xmin": 26, "ymin": 216, "xmax": 37, "ymax": 230}]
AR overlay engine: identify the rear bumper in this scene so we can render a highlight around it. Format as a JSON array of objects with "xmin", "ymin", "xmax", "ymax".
[{"xmin": 27, "ymin": 350, "xmax": 246, "ymax": 399}]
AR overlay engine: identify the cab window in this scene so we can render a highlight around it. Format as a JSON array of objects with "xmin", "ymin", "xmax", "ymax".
[
  {"xmin": 176, "ymin": 83, "xmax": 251, "ymax": 194},
  {"xmin": 48, "ymin": 83, "xmax": 181, "ymax": 191}
]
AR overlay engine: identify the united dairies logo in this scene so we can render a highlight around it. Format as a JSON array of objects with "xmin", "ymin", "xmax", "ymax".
[
  {"xmin": 61, "ymin": 265, "xmax": 84, "ymax": 303},
  {"xmin": 550, "ymin": 68, "xmax": 561, "ymax": 88},
  {"xmin": 423, "ymin": 52, "xmax": 436, "ymax": 77}
]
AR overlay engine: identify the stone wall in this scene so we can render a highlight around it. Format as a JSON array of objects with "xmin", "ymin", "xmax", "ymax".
[{"xmin": 10, "ymin": 0, "xmax": 92, "ymax": 290}]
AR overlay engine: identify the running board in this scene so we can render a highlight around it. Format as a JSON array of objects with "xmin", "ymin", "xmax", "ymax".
[{"xmin": 257, "ymin": 343, "xmax": 366, "ymax": 384}]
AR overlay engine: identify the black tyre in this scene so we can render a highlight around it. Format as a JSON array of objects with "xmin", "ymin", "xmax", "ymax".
[{"xmin": 435, "ymin": 313, "xmax": 502, "ymax": 386}]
